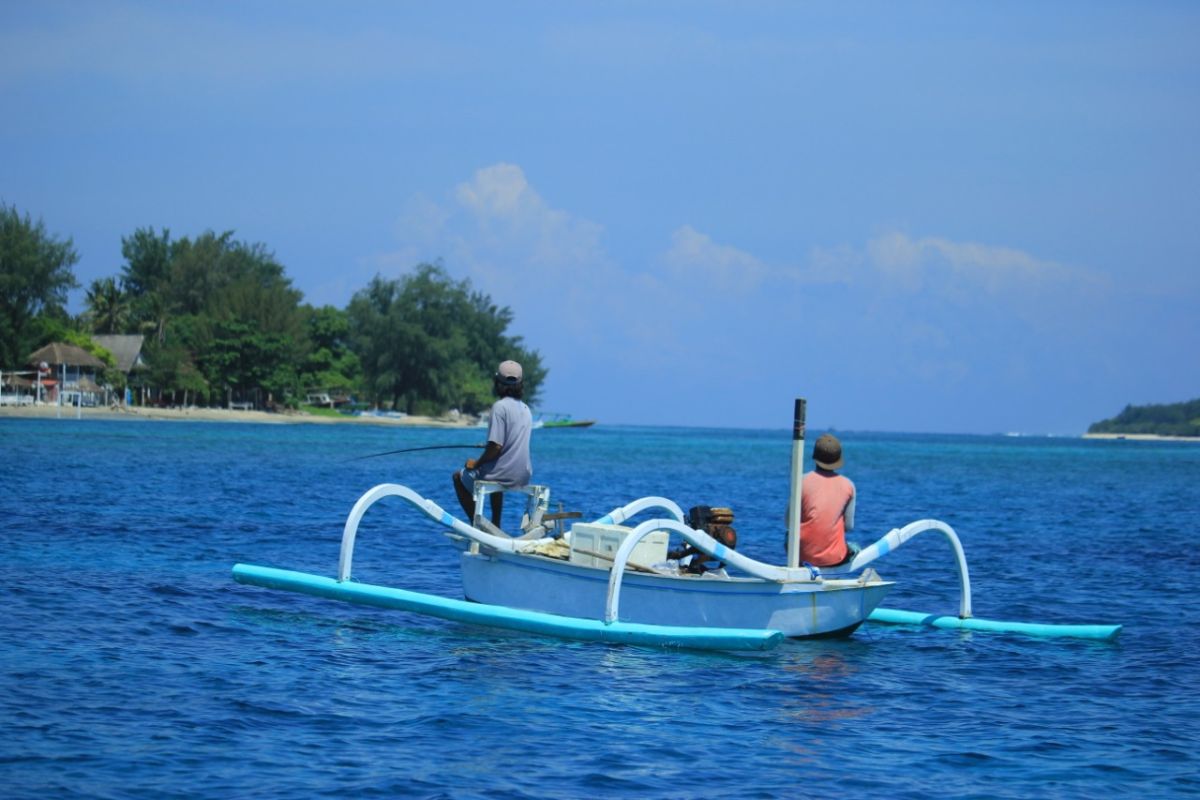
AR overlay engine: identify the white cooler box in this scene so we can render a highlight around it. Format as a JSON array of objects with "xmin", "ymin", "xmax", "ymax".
[{"xmin": 568, "ymin": 523, "xmax": 669, "ymax": 568}]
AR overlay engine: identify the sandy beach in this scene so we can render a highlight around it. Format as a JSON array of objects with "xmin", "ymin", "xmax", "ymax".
[{"xmin": 0, "ymin": 403, "xmax": 477, "ymax": 428}]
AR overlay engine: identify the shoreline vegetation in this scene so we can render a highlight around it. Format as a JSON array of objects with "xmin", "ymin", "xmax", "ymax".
[
  {"xmin": 1, "ymin": 207, "xmax": 546, "ymax": 421},
  {"xmin": 1087, "ymin": 398, "xmax": 1200, "ymax": 439}
]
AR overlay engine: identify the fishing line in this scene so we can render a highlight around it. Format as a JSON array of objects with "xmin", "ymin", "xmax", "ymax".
[{"xmin": 346, "ymin": 444, "xmax": 484, "ymax": 462}]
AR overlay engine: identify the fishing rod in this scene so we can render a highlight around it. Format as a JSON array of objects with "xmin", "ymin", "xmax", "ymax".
[{"xmin": 347, "ymin": 444, "xmax": 485, "ymax": 462}]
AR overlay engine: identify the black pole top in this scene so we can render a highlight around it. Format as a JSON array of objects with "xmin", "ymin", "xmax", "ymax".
[{"xmin": 793, "ymin": 397, "xmax": 806, "ymax": 441}]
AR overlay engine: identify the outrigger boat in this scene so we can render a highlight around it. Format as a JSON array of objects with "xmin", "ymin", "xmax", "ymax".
[{"xmin": 233, "ymin": 400, "xmax": 1121, "ymax": 651}]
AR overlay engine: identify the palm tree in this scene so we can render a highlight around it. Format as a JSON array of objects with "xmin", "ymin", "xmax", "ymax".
[{"xmin": 84, "ymin": 277, "xmax": 131, "ymax": 334}]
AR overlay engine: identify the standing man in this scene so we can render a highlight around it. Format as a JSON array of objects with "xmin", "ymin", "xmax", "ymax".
[
  {"xmin": 796, "ymin": 433, "xmax": 856, "ymax": 567},
  {"xmin": 452, "ymin": 360, "xmax": 533, "ymax": 528}
]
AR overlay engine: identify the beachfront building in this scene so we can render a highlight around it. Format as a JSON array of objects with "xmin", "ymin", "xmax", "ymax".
[
  {"xmin": 25, "ymin": 342, "xmax": 107, "ymax": 407},
  {"xmin": 0, "ymin": 371, "xmax": 37, "ymax": 405},
  {"xmin": 93, "ymin": 334, "xmax": 147, "ymax": 405}
]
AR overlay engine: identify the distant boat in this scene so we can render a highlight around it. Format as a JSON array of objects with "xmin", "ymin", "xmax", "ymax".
[
  {"xmin": 537, "ymin": 413, "xmax": 595, "ymax": 429},
  {"xmin": 359, "ymin": 408, "xmax": 408, "ymax": 419}
]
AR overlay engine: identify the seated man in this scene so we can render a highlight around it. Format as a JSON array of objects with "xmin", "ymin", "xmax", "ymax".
[
  {"xmin": 789, "ymin": 433, "xmax": 857, "ymax": 567},
  {"xmin": 452, "ymin": 360, "xmax": 533, "ymax": 527}
]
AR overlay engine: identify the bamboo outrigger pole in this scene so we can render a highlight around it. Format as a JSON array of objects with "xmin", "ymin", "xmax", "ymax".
[{"xmin": 786, "ymin": 397, "xmax": 806, "ymax": 569}]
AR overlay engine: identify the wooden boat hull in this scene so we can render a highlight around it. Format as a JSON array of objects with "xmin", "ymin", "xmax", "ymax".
[{"xmin": 460, "ymin": 550, "xmax": 893, "ymax": 638}]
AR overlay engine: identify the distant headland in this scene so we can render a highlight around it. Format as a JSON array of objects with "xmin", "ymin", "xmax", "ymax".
[{"xmin": 1084, "ymin": 398, "xmax": 1200, "ymax": 440}]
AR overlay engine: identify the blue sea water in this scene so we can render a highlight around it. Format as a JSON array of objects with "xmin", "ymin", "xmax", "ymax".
[{"xmin": 2, "ymin": 418, "xmax": 1198, "ymax": 799}]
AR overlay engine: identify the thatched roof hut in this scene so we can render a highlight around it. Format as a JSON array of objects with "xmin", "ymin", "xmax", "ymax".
[
  {"xmin": 27, "ymin": 342, "xmax": 106, "ymax": 369},
  {"xmin": 92, "ymin": 335, "xmax": 146, "ymax": 374}
]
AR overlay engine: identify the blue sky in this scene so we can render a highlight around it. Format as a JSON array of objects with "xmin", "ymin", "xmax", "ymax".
[{"xmin": 3, "ymin": 1, "xmax": 1197, "ymax": 434}]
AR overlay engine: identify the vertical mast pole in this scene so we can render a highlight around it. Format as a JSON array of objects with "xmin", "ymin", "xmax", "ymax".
[{"xmin": 786, "ymin": 398, "xmax": 806, "ymax": 568}]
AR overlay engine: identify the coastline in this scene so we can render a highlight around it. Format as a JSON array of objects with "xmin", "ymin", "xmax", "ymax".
[
  {"xmin": 4, "ymin": 404, "xmax": 1193, "ymax": 440},
  {"xmin": 0, "ymin": 403, "xmax": 477, "ymax": 428},
  {"xmin": 1082, "ymin": 432, "xmax": 1200, "ymax": 443}
]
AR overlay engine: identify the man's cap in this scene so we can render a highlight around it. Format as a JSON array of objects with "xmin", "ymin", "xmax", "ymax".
[
  {"xmin": 813, "ymin": 433, "xmax": 844, "ymax": 470},
  {"xmin": 496, "ymin": 360, "xmax": 523, "ymax": 384}
]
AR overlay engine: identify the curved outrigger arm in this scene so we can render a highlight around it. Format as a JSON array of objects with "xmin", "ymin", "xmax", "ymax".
[
  {"xmin": 603, "ymin": 518, "xmax": 822, "ymax": 625},
  {"xmin": 337, "ymin": 486, "xmax": 972, "ymax": 626},
  {"xmin": 602, "ymin": 517, "xmax": 974, "ymax": 625},
  {"xmin": 338, "ymin": 483, "xmax": 523, "ymax": 582},
  {"xmin": 840, "ymin": 518, "xmax": 973, "ymax": 619},
  {"xmin": 338, "ymin": 487, "xmax": 691, "ymax": 585},
  {"xmin": 591, "ymin": 496, "xmax": 685, "ymax": 526}
]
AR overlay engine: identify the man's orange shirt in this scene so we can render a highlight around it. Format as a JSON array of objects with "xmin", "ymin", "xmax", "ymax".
[{"xmin": 800, "ymin": 470, "xmax": 856, "ymax": 566}]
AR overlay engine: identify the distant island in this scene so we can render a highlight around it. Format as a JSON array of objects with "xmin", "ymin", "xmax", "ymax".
[{"xmin": 1087, "ymin": 398, "xmax": 1200, "ymax": 438}]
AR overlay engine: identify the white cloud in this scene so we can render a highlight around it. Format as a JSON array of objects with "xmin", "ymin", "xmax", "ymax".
[
  {"xmin": 389, "ymin": 163, "xmax": 610, "ymax": 289},
  {"xmin": 660, "ymin": 227, "xmax": 1083, "ymax": 306},
  {"xmin": 866, "ymin": 231, "xmax": 1080, "ymax": 295},
  {"xmin": 387, "ymin": 163, "xmax": 694, "ymax": 374},
  {"xmin": 453, "ymin": 164, "xmax": 607, "ymax": 271},
  {"xmin": 455, "ymin": 164, "xmax": 531, "ymax": 219},
  {"xmin": 662, "ymin": 225, "xmax": 768, "ymax": 293},
  {"xmin": 789, "ymin": 243, "xmax": 865, "ymax": 286}
]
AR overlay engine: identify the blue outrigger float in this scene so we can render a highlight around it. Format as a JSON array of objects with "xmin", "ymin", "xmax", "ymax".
[{"xmin": 233, "ymin": 400, "xmax": 1121, "ymax": 650}]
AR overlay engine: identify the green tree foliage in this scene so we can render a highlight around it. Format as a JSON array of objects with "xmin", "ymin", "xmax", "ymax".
[
  {"xmin": 83, "ymin": 276, "xmax": 131, "ymax": 334},
  {"xmin": 0, "ymin": 204, "xmax": 79, "ymax": 366},
  {"xmin": 203, "ymin": 320, "xmax": 296, "ymax": 405},
  {"xmin": 120, "ymin": 227, "xmax": 174, "ymax": 342},
  {"xmin": 142, "ymin": 334, "xmax": 207, "ymax": 405},
  {"xmin": 299, "ymin": 305, "xmax": 361, "ymax": 394},
  {"xmin": 347, "ymin": 263, "xmax": 545, "ymax": 414},
  {"xmin": 122, "ymin": 229, "xmax": 306, "ymax": 406},
  {"xmin": 1089, "ymin": 399, "xmax": 1200, "ymax": 437}
]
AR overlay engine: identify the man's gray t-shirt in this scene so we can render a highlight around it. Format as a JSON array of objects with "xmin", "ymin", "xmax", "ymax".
[{"xmin": 479, "ymin": 396, "xmax": 533, "ymax": 487}]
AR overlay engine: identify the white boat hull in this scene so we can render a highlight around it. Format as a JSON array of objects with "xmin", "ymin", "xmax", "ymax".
[{"xmin": 460, "ymin": 550, "xmax": 893, "ymax": 638}]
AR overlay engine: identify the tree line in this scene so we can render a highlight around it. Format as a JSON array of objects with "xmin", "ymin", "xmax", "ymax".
[
  {"xmin": 0, "ymin": 203, "xmax": 545, "ymax": 414},
  {"xmin": 1088, "ymin": 399, "xmax": 1200, "ymax": 437}
]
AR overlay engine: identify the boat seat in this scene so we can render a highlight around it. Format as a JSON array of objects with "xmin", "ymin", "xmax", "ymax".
[{"xmin": 471, "ymin": 481, "xmax": 551, "ymax": 539}]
